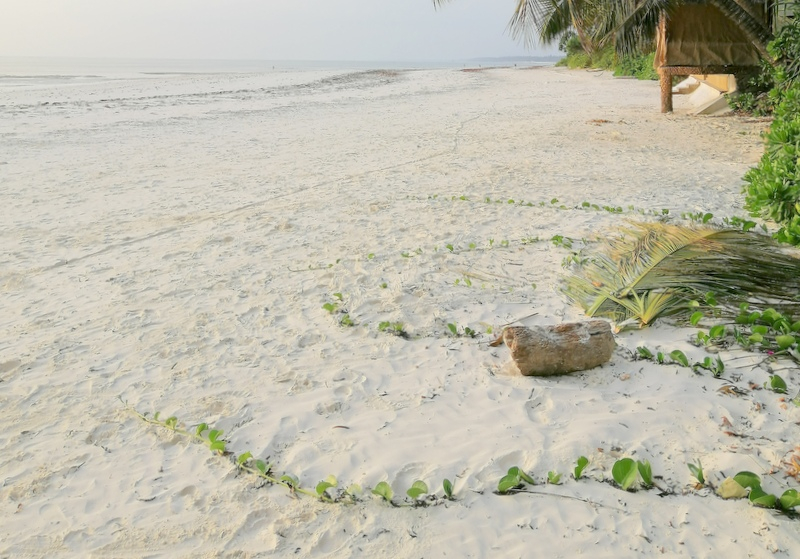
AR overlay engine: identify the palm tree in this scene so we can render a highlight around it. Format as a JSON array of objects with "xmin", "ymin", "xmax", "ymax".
[{"xmin": 433, "ymin": 0, "xmax": 776, "ymax": 60}]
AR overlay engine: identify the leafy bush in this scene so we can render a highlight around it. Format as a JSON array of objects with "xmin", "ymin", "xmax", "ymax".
[
  {"xmin": 743, "ymin": 84, "xmax": 800, "ymax": 245},
  {"xmin": 742, "ymin": 16, "xmax": 800, "ymax": 245},
  {"xmin": 614, "ymin": 52, "xmax": 658, "ymax": 81},
  {"xmin": 728, "ymin": 62, "xmax": 775, "ymax": 115}
]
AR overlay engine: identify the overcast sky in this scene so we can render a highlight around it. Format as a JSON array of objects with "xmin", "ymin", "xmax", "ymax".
[{"xmin": 0, "ymin": 0, "xmax": 560, "ymax": 61}]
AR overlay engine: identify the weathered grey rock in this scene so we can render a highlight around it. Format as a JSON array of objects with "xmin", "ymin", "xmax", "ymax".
[{"xmin": 490, "ymin": 320, "xmax": 616, "ymax": 376}]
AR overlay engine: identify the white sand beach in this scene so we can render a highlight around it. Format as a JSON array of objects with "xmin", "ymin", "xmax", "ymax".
[{"xmin": 1, "ymin": 62, "xmax": 798, "ymax": 558}]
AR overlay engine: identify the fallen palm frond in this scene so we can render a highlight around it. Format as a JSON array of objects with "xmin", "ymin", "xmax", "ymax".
[{"xmin": 563, "ymin": 222, "xmax": 800, "ymax": 327}]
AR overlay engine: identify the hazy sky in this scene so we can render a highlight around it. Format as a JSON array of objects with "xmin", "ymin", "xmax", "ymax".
[{"xmin": 0, "ymin": 0, "xmax": 560, "ymax": 61}]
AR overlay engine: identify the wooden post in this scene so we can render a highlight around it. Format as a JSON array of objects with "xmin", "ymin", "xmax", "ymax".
[
  {"xmin": 657, "ymin": 12, "xmax": 672, "ymax": 113},
  {"xmin": 660, "ymin": 68, "xmax": 673, "ymax": 113}
]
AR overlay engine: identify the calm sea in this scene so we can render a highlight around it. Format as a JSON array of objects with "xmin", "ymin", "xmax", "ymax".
[{"xmin": 0, "ymin": 56, "xmax": 554, "ymax": 134}]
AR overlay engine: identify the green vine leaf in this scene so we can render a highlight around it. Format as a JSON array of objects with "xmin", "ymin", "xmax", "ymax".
[{"xmin": 612, "ymin": 458, "xmax": 639, "ymax": 491}]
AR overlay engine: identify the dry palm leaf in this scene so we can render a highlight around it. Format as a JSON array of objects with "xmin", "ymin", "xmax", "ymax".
[{"xmin": 564, "ymin": 222, "xmax": 800, "ymax": 327}]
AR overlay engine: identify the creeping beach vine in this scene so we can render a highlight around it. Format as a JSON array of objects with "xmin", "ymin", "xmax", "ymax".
[{"xmin": 124, "ymin": 402, "xmax": 800, "ymax": 516}]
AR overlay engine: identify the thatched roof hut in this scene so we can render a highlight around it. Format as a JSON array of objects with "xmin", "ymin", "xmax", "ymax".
[{"xmin": 656, "ymin": 1, "xmax": 771, "ymax": 112}]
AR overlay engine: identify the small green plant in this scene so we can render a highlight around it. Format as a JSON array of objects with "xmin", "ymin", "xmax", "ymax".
[
  {"xmin": 681, "ymin": 211, "xmax": 714, "ymax": 223},
  {"xmin": 611, "ymin": 458, "xmax": 655, "ymax": 491},
  {"xmin": 612, "ymin": 458, "xmax": 639, "ymax": 491},
  {"xmin": 497, "ymin": 466, "xmax": 535, "ymax": 494},
  {"xmin": 574, "ymin": 456, "xmax": 589, "ymax": 480},
  {"xmin": 551, "ymin": 234, "xmax": 573, "ymax": 249},
  {"xmin": 767, "ymin": 374, "xmax": 788, "ymax": 394},
  {"xmin": 547, "ymin": 471, "xmax": 562, "ymax": 485},
  {"xmin": 442, "ymin": 478, "xmax": 454, "ymax": 500},
  {"xmin": 378, "ymin": 321, "xmax": 407, "ymax": 338},
  {"xmin": 406, "ymin": 480, "xmax": 429, "ymax": 502},
  {"xmin": 693, "ymin": 355, "xmax": 725, "ymax": 377},
  {"xmin": 322, "ymin": 302, "xmax": 338, "ymax": 313},
  {"xmin": 670, "ymin": 350, "xmax": 689, "ymax": 366},
  {"xmin": 638, "ymin": 460, "xmax": 653, "ymax": 488},
  {"xmin": 688, "ymin": 460, "xmax": 705, "ymax": 487},
  {"xmin": 372, "ymin": 481, "xmax": 394, "ymax": 503},
  {"xmin": 315, "ymin": 475, "xmax": 338, "ymax": 499},
  {"xmin": 727, "ymin": 471, "xmax": 800, "ymax": 513},
  {"xmin": 323, "ymin": 294, "xmax": 355, "ymax": 326},
  {"xmin": 447, "ymin": 322, "xmax": 476, "ymax": 338},
  {"xmin": 633, "ymin": 346, "xmax": 689, "ymax": 368}
]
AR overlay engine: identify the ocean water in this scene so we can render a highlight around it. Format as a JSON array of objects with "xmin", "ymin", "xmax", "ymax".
[{"xmin": 0, "ymin": 56, "xmax": 552, "ymax": 133}]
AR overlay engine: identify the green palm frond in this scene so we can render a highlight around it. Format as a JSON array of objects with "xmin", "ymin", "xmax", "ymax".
[{"xmin": 564, "ymin": 222, "xmax": 800, "ymax": 327}]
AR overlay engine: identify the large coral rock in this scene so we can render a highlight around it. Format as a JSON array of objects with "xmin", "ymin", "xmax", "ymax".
[{"xmin": 492, "ymin": 320, "xmax": 616, "ymax": 376}]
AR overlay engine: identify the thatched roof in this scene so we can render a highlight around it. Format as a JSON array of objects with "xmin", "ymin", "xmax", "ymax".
[
  {"xmin": 656, "ymin": 1, "xmax": 768, "ymax": 67},
  {"xmin": 656, "ymin": 1, "xmax": 770, "ymax": 67}
]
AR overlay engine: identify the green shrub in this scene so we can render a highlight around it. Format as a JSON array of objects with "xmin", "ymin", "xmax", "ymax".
[
  {"xmin": 614, "ymin": 52, "xmax": 658, "ymax": 81},
  {"xmin": 742, "ymin": 16, "xmax": 800, "ymax": 246},
  {"xmin": 565, "ymin": 51, "xmax": 591, "ymax": 69},
  {"xmin": 592, "ymin": 45, "xmax": 616, "ymax": 71}
]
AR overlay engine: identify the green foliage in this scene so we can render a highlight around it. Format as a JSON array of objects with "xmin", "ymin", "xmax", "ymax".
[
  {"xmin": 728, "ymin": 61, "xmax": 775, "ymax": 115},
  {"xmin": 770, "ymin": 13, "xmax": 800, "ymax": 87},
  {"xmin": 614, "ymin": 51, "xmax": 658, "ymax": 80},
  {"xmin": 447, "ymin": 322, "xmax": 477, "ymax": 338},
  {"xmin": 316, "ymin": 475, "xmax": 338, "ymax": 498},
  {"xmin": 743, "ymin": 85, "xmax": 800, "ymax": 246},
  {"xmin": 697, "ymin": 306, "xmax": 800, "ymax": 370},
  {"xmin": 371, "ymin": 481, "xmax": 394, "ymax": 502},
  {"xmin": 768, "ymin": 374, "xmax": 788, "ymax": 394},
  {"xmin": 564, "ymin": 222, "xmax": 800, "ymax": 328},
  {"xmin": 669, "ymin": 350, "xmax": 689, "ymax": 367},
  {"xmin": 406, "ymin": 480, "xmax": 429, "ymax": 501},
  {"xmin": 611, "ymin": 458, "xmax": 639, "ymax": 491},
  {"xmin": 611, "ymin": 458, "xmax": 655, "ymax": 491},
  {"xmin": 442, "ymin": 478, "xmax": 454, "ymax": 500},
  {"xmin": 688, "ymin": 460, "xmax": 705, "ymax": 486},
  {"xmin": 551, "ymin": 234, "xmax": 573, "ymax": 249},
  {"xmin": 692, "ymin": 355, "xmax": 725, "ymax": 378},
  {"xmin": 634, "ymin": 346, "xmax": 689, "ymax": 368},
  {"xmin": 727, "ymin": 471, "xmax": 800, "ymax": 511},
  {"xmin": 547, "ymin": 471, "xmax": 562, "ymax": 485},
  {"xmin": 574, "ymin": 456, "xmax": 589, "ymax": 480},
  {"xmin": 497, "ymin": 466, "xmax": 535, "ymax": 494},
  {"xmin": 637, "ymin": 460, "xmax": 653, "ymax": 488},
  {"xmin": 323, "ymin": 294, "xmax": 355, "ymax": 327},
  {"xmin": 378, "ymin": 321, "xmax": 407, "ymax": 338},
  {"xmin": 742, "ymin": 15, "xmax": 800, "ymax": 245},
  {"xmin": 780, "ymin": 489, "xmax": 800, "ymax": 511}
]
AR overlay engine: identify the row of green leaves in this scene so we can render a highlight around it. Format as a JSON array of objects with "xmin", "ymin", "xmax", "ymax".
[
  {"xmin": 497, "ymin": 456, "xmax": 652, "ymax": 494},
  {"xmin": 425, "ymin": 192, "xmax": 762, "ymax": 234},
  {"xmin": 323, "ymin": 292, "xmax": 483, "ymax": 339},
  {"xmin": 502, "ymin": 456, "xmax": 800, "ymax": 514},
  {"xmin": 128, "ymin": 405, "xmax": 800, "ymax": 516}
]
